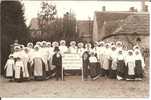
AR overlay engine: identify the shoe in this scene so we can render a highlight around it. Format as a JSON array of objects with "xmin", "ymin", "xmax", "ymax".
[
  {"xmin": 135, "ymin": 78, "xmax": 142, "ymax": 81},
  {"xmin": 117, "ymin": 76, "xmax": 123, "ymax": 80}
]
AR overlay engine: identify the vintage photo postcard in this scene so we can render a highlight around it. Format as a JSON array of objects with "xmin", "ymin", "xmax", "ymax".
[{"xmin": 0, "ymin": 0, "xmax": 150, "ymax": 98}]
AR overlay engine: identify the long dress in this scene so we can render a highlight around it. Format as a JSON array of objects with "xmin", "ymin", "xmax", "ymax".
[
  {"xmin": 4, "ymin": 59, "xmax": 15, "ymax": 79},
  {"xmin": 82, "ymin": 51, "xmax": 90, "ymax": 79},
  {"xmin": 109, "ymin": 51, "xmax": 117, "ymax": 79},
  {"xmin": 52, "ymin": 53, "xmax": 62, "ymax": 80},
  {"xmin": 117, "ymin": 54, "xmax": 126, "ymax": 80},
  {"xmin": 20, "ymin": 51, "xmax": 30, "ymax": 79},
  {"xmin": 126, "ymin": 58, "xmax": 135, "ymax": 79},
  {"xmin": 33, "ymin": 57, "xmax": 45, "ymax": 80},
  {"xmin": 101, "ymin": 48, "xmax": 111, "ymax": 77},
  {"xmin": 135, "ymin": 60, "xmax": 143, "ymax": 78},
  {"xmin": 134, "ymin": 53, "xmax": 145, "ymax": 79},
  {"xmin": 14, "ymin": 59, "xmax": 24, "ymax": 81},
  {"xmin": 89, "ymin": 56, "xmax": 98, "ymax": 78}
]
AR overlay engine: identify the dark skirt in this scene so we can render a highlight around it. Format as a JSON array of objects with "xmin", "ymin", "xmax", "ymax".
[
  {"xmin": 109, "ymin": 70, "xmax": 117, "ymax": 79},
  {"xmin": 14, "ymin": 68, "xmax": 23, "ymax": 82},
  {"xmin": 101, "ymin": 68, "xmax": 109, "ymax": 77},
  {"xmin": 89, "ymin": 63, "xmax": 98, "ymax": 78},
  {"xmin": 83, "ymin": 62, "xmax": 89, "ymax": 79},
  {"xmin": 135, "ymin": 60, "xmax": 143, "ymax": 78},
  {"xmin": 117, "ymin": 60, "xmax": 126, "ymax": 78},
  {"xmin": 126, "ymin": 75, "xmax": 135, "ymax": 79}
]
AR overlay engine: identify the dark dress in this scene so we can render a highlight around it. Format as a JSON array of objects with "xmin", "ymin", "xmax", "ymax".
[
  {"xmin": 135, "ymin": 60, "xmax": 143, "ymax": 78},
  {"xmin": 82, "ymin": 52, "xmax": 90, "ymax": 80},
  {"xmin": 52, "ymin": 53, "xmax": 62, "ymax": 80},
  {"xmin": 89, "ymin": 63, "xmax": 98, "ymax": 78},
  {"xmin": 117, "ymin": 60, "xmax": 126, "ymax": 79},
  {"xmin": 109, "ymin": 60, "xmax": 117, "ymax": 79}
]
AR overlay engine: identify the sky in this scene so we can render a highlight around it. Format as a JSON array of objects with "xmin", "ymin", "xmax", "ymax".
[{"xmin": 22, "ymin": 1, "xmax": 149, "ymax": 26}]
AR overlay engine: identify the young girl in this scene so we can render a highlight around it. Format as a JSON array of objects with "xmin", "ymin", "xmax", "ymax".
[
  {"xmin": 89, "ymin": 52, "xmax": 99, "ymax": 80},
  {"xmin": 116, "ymin": 50, "xmax": 126, "ymax": 80},
  {"xmin": 134, "ymin": 50, "xmax": 145, "ymax": 80},
  {"xmin": 109, "ymin": 45, "xmax": 117, "ymax": 79},
  {"xmin": 82, "ymin": 51, "xmax": 90, "ymax": 81},
  {"xmin": 125, "ymin": 50, "xmax": 135, "ymax": 80},
  {"xmin": 14, "ymin": 57, "xmax": 24, "ymax": 82},
  {"xmin": 4, "ymin": 54, "xmax": 15, "ymax": 81}
]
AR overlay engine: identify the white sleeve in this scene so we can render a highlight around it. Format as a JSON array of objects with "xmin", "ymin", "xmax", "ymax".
[
  {"xmin": 141, "ymin": 57, "xmax": 145, "ymax": 69},
  {"xmin": 4, "ymin": 61, "xmax": 8, "ymax": 70}
]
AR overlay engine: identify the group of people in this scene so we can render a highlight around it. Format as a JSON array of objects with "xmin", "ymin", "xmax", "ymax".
[{"xmin": 4, "ymin": 40, "xmax": 145, "ymax": 82}]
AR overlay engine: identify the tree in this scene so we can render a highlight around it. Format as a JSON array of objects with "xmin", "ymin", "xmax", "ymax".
[
  {"xmin": 37, "ymin": 1, "xmax": 57, "ymax": 40},
  {"xmin": 1, "ymin": 1, "xmax": 30, "ymax": 75},
  {"xmin": 63, "ymin": 10, "xmax": 78, "ymax": 43}
]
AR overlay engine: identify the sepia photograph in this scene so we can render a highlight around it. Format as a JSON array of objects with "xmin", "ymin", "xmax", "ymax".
[{"xmin": 0, "ymin": 0, "xmax": 150, "ymax": 98}]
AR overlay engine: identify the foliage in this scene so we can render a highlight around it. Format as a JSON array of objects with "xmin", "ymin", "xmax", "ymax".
[{"xmin": 1, "ymin": 1, "xmax": 30, "ymax": 74}]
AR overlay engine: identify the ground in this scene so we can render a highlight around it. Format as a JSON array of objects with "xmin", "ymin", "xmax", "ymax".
[{"xmin": 0, "ymin": 74, "xmax": 149, "ymax": 98}]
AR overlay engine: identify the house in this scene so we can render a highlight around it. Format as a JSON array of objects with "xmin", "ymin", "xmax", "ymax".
[
  {"xmin": 93, "ymin": 11, "xmax": 149, "ymax": 49},
  {"xmin": 76, "ymin": 20, "xmax": 93, "ymax": 42}
]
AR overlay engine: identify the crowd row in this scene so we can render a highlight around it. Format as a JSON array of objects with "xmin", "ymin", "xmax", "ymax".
[{"xmin": 4, "ymin": 40, "xmax": 145, "ymax": 82}]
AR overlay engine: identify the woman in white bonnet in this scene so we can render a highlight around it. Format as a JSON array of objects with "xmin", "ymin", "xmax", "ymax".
[
  {"xmin": 116, "ymin": 49, "xmax": 126, "ymax": 80},
  {"xmin": 101, "ymin": 43, "xmax": 111, "ymax": 77},
  {"xmin": 116, "ymin": 41, "xmax": 123, "ymax": 52},
  {"xmin": 109, "ymin": 45, "xmax": 118, "ymax": 79},
  {"xmin": 59, "ymin": 40, "xmax": 68, "ymax": 54},
  {"xmin": 77, "ymin": 42, "xmax": 85, "ymax": 56},
  {"xmin": 69, "ymin": 41, "xmax": 77, "ymax": 53},
  {"xmin": 92, "ymin": 41, "xmax": 99, "ymax": 58},
  {"xmin": 85, "ymin": 43, "xmax": 93, "ymax": 54},
  {"xmin": 125, "ymin": 50, "xmax": 135, "ymax": 80},
  {"xmin": 13, "ymin": 46, "xmax": 24, "ymax": 82},
  {"xmin": 40, "ymin": 41, "xmax": 50, "ymax": 79},
  {"xmin": 32, "ymin": 45, "xmax": 46, "ymax": 81}
]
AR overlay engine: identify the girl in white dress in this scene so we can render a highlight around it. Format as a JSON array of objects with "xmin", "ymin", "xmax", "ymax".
[{"xmin": 4, "ymin": 54, "xmax": 15, "ymax": 81}]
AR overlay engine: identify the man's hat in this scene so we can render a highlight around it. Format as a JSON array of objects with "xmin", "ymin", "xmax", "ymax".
[{"xmin": 54, "ymin": 46, "xmax": 60, "ymax": 52}]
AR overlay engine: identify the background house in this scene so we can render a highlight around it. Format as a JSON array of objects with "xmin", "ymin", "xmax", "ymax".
[
  {"xmin": 76, "ymin": 20, "xmax": 93, "ymax": 42},
  {"xmin": 93, "ymin": 11, "xmax": 149, "ymax": 50}
]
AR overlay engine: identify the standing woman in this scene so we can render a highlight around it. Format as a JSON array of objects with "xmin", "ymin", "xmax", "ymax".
[
  {"xmin": 89, "ymin": 52, "xmax": 99, "ymax": 80},
  {"xmin": 82, "ymin": 51, "xmax": 90, "ymax": 81},
  {"xmin": 109, "ymin": 45, "xmax": 118, "ymax": 79},
  {"xmin": 125, "ymin": 50, "xmax": 135, "ymax": 80},
  {"xmin": 98, "ymin": 41, "xmax": 105, "ymax": 76},
  {"xmin": 32, "ymin": 45, "xmax": 46, "ymax": 81},
  {"xmin": 52, "ymin": 47, "xmax": 62, "ymax": 81},
  {"xmin": 101, "ymin": 43, "xmax": 111, "ymax": 77},
  {"xmin": 116, "ymin": 50, "xmax": 126, "ymax": 80},
  {"xmin": 134, "ymin": 50, "xmax": 145, "ymax": 80}
]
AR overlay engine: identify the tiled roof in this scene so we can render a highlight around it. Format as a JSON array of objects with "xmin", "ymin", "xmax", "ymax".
[{"xmin": 113, "ymin": 13, "xmax": 149, "ymax": 35}]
